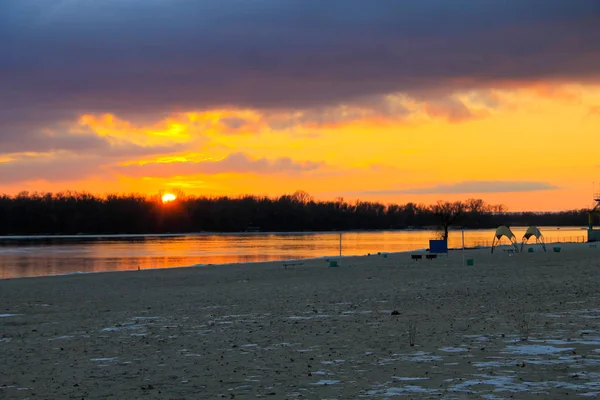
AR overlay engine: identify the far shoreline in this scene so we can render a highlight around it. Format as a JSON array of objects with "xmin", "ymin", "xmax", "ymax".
[
  {"xmin": 1, "ymin": 240, "xmax": 584, "ymax": 282},
  {"xmin": 0, "ymin": 225, "xmax": 588, "ymax": 240}
]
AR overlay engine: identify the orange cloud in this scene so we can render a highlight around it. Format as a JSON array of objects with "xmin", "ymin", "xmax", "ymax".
[
  {"xmin": 78, "ymin": 113, "xmax": 194, "ymax": 146},
  {"xmin": 1, "ymin": 82, "xmax": 599, "ymax": 212},
  {"xmin": 589, "ymin": 106, "xmax": 600, "ymax": 116}
]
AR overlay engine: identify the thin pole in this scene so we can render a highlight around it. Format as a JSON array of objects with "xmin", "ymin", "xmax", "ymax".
[
  {"xmin": 462, "ymin": 229, "xmax": 465, "ymax": 266},
  {"xmin": 339, "ymin": 233, "xmax": 342, "ymax": 266}
]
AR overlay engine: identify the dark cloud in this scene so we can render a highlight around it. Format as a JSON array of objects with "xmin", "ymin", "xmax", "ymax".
[
  {"xmin": 113, "ymin": 152, "xmax": 324, "ymax": 178},
  {"xmin": 267, "ymin": 98, "xmax": 411, "ymax": 130},
  {"xmin": 0, "ymin": 124, "xmax": 187, "ymax": 157},
  {"xmin": 0, "ymin": 107, "xmax": 193, "ymax": 156},
  {"xmin": 0, "ymin": 141, "xmax": 188, "ymax": 183},
  {"xmin": 215, "ymin": 116, "xmax": 261, "ymax": 135},
  {"xmin": 1, "ymin": 0, "xmax": 599, "ymax": 163},
  {"xmin": 0, "ymin": 155, "xmax": 110, "ymax": 184},
  {"xmin": 357, "ymin": 181, "xmax": 558, "ymax": 195},
  {"xmin": 0, "ymin": 130, "xmax": 106, "ymax": 154},
  {"xmin": 0, "ymin": 108, "xmax": 95, "ymax": 154},
  {"xmin": 423, "ymin": 98, "xmax": 473, "ymax": 123},
  {"xmin": 220, "ymin": 117, "xmax": 249, "ymax": 130},
  {"xmin": 0, "ymin": 0, "xmax": 598, "ymax": 121}
]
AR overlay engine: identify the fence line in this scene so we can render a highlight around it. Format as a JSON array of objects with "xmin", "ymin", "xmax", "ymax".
[
  {"xmin": 544, "ymin": 236, "xmax": 586, "ymax": 244},
  {"xmin": 469, "ymin": 236, "xmax": 586, "ymax": 248}
]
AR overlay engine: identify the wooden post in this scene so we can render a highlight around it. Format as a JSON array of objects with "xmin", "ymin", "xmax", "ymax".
[
  {"xmin": 339, "ymin": 233, "xmax": 342, "ymax": 266},
  {"xmin": 462, "ymin": 229, "xmax": 465, "ymax": 266}
]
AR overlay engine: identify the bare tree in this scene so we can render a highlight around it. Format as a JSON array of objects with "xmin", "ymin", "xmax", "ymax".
[
  {"xmin": 290, "ymin": 190, "xmax": 313, "ymax": 205},
  {"xmin": 490, "ymin": 204, "xmax": 507, "ymax": 214},
  {"xmin": 465, "ymin": 198, "xmax": 489, "ymax": 214},
  {"xmin": 430, "ymin": 200, "xmax": 466, "ymax": 241}
]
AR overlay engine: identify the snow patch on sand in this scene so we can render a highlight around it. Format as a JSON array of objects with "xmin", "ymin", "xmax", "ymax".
[
  {"xmin": 102, "ymin": 324, "xmax": 146, "ymax": 332},
  {"xmin": 312, "ymin": 379, "xmax": 340, "ymax": 385},
  {"xmin": 580, "ymin": 392, "xmax": 600, "ymax": 397},
  {"xmin": 472, "ymin": 359, "xmax": 513, "ymax": 368},
  {"xmin": 48, "ymin": 335, "xmax": 74, "ymax": 341},
  {"xmin": 396, "ymin": 351, "xmax": 444, "ymax": 363},
  {"xmin": 448, "ymin": 375, "xmax": 531, "ymax": 393},
  {"xmin": 392, "ymin": 377, "xmax": 430, "ymax": 381},
  {"xmin": 503, "ymin": 345, "xmax": 574, "ymax": 355},
  {"xmin": 440, "ymin": 347, "xmax": 468, "ymax": 353},
  {"xmin": 288, "ymin": 314, "xmax": 331, "ymax": 321},
  {"xmin": 531, "ymin": 337, "xmax": 600, "ymax": 346},
  {"xmin": 312, "ymin": 370, "xmax": 335, "ymax": 376},
  {"xmin": 445, "ymin": 373, "xmax": 600, "ymax": 395},
  {"xmin": 367, "ymin": 386, "xmax": 440, "ymax": 396}
]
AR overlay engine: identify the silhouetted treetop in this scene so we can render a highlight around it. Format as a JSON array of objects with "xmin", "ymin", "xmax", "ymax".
[{"xmin": 0, "ymin": 191, "xmax": 588, "ymax": 235}]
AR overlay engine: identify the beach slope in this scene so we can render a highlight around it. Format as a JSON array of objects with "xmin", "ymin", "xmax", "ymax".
[{"xmin": 2, "ymin": 244, "xmax": 600, "ymax": 398}]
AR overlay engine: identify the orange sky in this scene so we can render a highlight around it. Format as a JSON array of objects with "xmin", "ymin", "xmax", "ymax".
[
  {"xmin": 2, "ymin": 1, "xmax": 600, "ymax": 213},
  {"xmin": 1, "ymin": 83, "xmax": 599, "ymax": 212}
]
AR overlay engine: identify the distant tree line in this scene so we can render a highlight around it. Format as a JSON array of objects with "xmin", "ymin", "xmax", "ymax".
[{"xmin": 0, "ymin": 191, "xmax": 591, "ymax": 236}]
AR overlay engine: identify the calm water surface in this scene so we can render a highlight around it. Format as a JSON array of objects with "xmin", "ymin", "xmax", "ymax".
[{"xmin": 0, "ymin": 227, "xmax": 587, "ymax": 279}]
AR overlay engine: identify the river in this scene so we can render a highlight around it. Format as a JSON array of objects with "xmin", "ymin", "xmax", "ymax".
[{"xmin": 0, "ymin": 226, "xmax": 587, "ymax": 279}]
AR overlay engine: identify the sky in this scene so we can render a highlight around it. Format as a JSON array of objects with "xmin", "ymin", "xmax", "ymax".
[{"xmin": 1, "ymin": 0, "xmax": 600, "ymax": 211}]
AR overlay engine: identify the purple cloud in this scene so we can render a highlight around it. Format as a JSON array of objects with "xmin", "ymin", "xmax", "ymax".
[
  {"xmin": 1, "ymin": 1, "xmax": 598, "ymax": 117},
  {"xmin": 0, "ymin": 155, "xmax": 110, "ymax": 184},
  {"xmin": 424, "ymin": 98, "xmax": 474, "ymax": 122},
  {"xmin": 0, "ymin": 0, "xmax": 599, "ymax": 164},
  {"xmin": 0, "ymin": 141, "xmax": 188, "ymax": 183},
  {"xmin": 113, "ymin": 152, "xmax": 324, "ymax": 178},
  {"xmin": 356, "ymin": 181, "xmax": 558, "ymax": 195}
]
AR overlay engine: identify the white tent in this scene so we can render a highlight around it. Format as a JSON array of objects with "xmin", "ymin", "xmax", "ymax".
[
  {"xmin": 520, "ymin": 226, "xmax": 546, "ymax": 252},
  {"xmin": 491, "ymin": 225, "xmax": 519, "ymax": 253}
]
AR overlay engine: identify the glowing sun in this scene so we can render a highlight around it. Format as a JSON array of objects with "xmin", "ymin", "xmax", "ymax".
[{"xmin": 162, "ymin": 193, "xmax": 177, "ymax": 203}]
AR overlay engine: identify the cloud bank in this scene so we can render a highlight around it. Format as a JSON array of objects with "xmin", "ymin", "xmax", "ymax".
[
  {"xmin": 1, "ymin": 1, "xmax": 599, "ymax": 119},
  {"xmin": 359, "ymin": 181, "xmax": 559, "ymax": 195},
  {"xmin": 114, "ymin": 153, "xmax": 324, "ymax": 178},
  {"xmin": 0, "ymin": 1, "xmax": 597, "ymax": 198}
]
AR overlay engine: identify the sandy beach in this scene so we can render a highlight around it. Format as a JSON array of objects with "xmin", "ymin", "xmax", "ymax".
[{"xmin": 2, "ymin": 243, "xmax": 600, "ymax": 399}]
